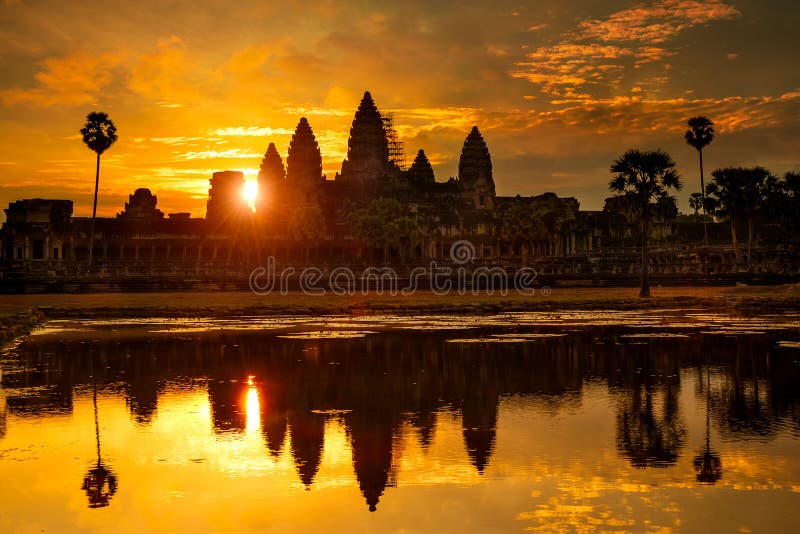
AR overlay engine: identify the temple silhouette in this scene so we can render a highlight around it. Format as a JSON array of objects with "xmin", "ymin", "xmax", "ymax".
[{"xmin": 3, "ymin": 90, "xmax": 795, "ymax": 282}]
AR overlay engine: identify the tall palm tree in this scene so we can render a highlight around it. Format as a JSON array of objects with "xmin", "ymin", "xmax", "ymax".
[
  {"xmin": 80, "ymin": 112, "xmax": 118, "ymax": 267},
  {"xmin": 684, "ymin": 116, "xmax": 714, "ymax": 246},
  {"xmin": 609, "ymin": 149, "xmax": 682, "ymax": 298}
]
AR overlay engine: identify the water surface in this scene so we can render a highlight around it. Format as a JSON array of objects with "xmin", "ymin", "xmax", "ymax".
[{"xmin": 2, "ymin": 310, "xmax": 800, "ymax": 532}]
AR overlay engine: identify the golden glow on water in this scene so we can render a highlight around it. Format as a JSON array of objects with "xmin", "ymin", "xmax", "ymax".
[
  {"xmin": 1, "ymin": 378, "xmax": 799, "ymax": 531},
  {"xmin": 2, "ymin": 316, "xmax": 800, "ymax": 531},
  {"xmin": 245, "ymin": 375, "xmax": 260, "ymax": 435}
]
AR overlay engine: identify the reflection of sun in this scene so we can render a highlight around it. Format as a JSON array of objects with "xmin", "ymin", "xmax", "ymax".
[
  {"xmin": 243, "ymin": 179, "xmax": 258, "ymax": 211},
  {"xmin": 245, "ymin": 375, "xmax": 261, "ymax": 435}
]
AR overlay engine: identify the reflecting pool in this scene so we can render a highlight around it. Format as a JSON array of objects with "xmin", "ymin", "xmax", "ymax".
[{"xmin": 2, "ymin": 310, "xmax": 800, "ymax": 532}]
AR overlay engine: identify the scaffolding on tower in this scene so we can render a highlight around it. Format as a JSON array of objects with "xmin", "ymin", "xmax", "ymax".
[{"xmin": 382, "ymin": 112, "xmax": 406, "ymax": 171}]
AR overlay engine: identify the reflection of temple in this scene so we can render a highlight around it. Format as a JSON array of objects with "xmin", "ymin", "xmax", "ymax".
[
  {"xmin": 462, "ymin": 386, "xmax": 499, "ymax": 474},
  {"xmin": 289, "ymin": 411, "xmax": 326, "ymax": 487},
  {"xmin": 3, "ymin": 327, "xmax": 800, "ymax": 510},
  {"xmin": 258, "ymin": 381, "xmax": 288, "ymax": 457},
  {"xmin": 347, "ymin": 409, "xmax": 398, "ymax": 511},
  {"xmin": 208, "ymin": 379, "xmax": 248, "ymax": 433}
]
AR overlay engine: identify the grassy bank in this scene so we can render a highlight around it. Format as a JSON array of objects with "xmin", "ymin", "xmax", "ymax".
[{"xmin": 1, "ymin": 285, "xmax": 799, "ymax": 319}]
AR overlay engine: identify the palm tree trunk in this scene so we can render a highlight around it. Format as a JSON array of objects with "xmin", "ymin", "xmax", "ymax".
[
  {"xmin": 88, "ymin": 152, "xmax": 100, "ymax": 268},
  {"xmin": 699, "ymin": 149, "xmax": 708, "ymax": 246},
  {"xmin": 639, "ymin": 222, "xmax": 650, "ymax": 298},
  {"xmin": 730, "ymin": 216, "xmax": 740, "ymax": 266}
]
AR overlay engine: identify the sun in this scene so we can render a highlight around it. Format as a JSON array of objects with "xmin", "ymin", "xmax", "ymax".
[{"xmin": 243, "ymin": 179, "xmax": 258, "ymax": 211}]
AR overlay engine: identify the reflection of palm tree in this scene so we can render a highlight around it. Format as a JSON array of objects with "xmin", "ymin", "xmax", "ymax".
[
  {"xmin": 617, "ymin": 383, "xmax": 685, "ymax": 468},
  {"xmin": 694, "ymin": 368, "xmax": 722, "ymax": 484},
  {"xmin": 82, "ymin": 362, "xmax": 117, "ymax": 508}
]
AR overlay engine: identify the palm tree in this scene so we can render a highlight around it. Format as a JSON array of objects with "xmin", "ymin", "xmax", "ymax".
[
  {"xmin": 609, "ymin": 149, "xmax": 682, "ymax": 298},
  {"xmin": 685, "ymin": 116, "xmax": 714, "ymax": 246},
  {"xmin": 706, "ymin": 167, "xmax": 772, "ymax": 269},
  {"xmin": 80, "ymin": 112, "xmax": 118, "ymax": 268}
]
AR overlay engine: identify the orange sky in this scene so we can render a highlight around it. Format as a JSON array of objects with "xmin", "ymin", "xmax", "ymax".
[{"xmin": 0, "ymin": 0, "xmax": 797, "ymax": 220}]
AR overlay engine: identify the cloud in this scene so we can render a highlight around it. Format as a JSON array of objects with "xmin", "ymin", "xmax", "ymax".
[
  {"xmin": 512, "ymin": 44, "xmax": 635, "ymax": 99},
  {"xmin": 276, "ymin": 107, "xmax": 350, "ymax": 117},
  {"xmin": 127, "ymin": 36, "xmax": 207, "ymax": 104},
  {"xmin": 482, "ymin": 91, "xmax": 800, "ymax": 141},
  {"xmin": 0, "ymin": 50, "xmax": 124, "ymax": 108},
  {"xmin": 512, "ymin": 0, "xmax": 738, "ymax": 102},
  {"xmin": 576, "ymin": 0, "xmax": 741, "ymax": 44},
  {"xmin": 211, "ymin": 127, "xmax": 295, "ymax": 137},
  {"xmin": 177, "ymin": 149, "xmax": 262, "ymax": 160}
]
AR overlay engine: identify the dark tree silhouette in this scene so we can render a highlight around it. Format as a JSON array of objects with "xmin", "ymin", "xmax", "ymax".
[
  {"xmin": 287, "ymin": 205, "xmax": 326, "ymax": 261},
  {"xmin": 500, "ymin": 202, "xmax": 547, "ymax": 262},
  {"xmin": 706, "ymin": 167, "xmax": 772, "ymax": 269},
  {"xmin": 351, "ymin": 198, "xmax": 420, "ymax": 261},
  {"xmin": 688, "ymin": 192, "xmax": 703, "ymax": 216},
  {"xmin": 80, "ymin": 112, "xmax": 118, "ymax": 267},
  {"xmin": 685, "ymin": 116, "xmax": 714, "ymax": 245},
  {"xmin": 767, "ymin": 172, "xmax": 800, "ymax": 238},
  {"xmin": 608, "ymin": 149, "xmax": 681, "ymax": 298}
]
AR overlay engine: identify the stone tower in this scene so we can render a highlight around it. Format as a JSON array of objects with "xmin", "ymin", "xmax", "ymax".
[
  {"xmin": 117, "ymin": 188, "xmax": 164, "ymax": 220},
  {"xmin": 206, "ymin": 170, "xmax": 248, "ymax": 222},
  {"xmin": 340, "ymin": 91, "xmax": 389, "ymax": 192},
  {"xmin": 407, "ymin": 149, "xmax": 435, "ymax": 187},
  {"xmin": 458, "ymin": 126, "xmax": 495, "ymax": 209},
  {"xmin": 256, "ymin": 143, "xmax": 285, "ymax": 213},
  {"xmin": 286, "ymin": 117, "xmax": 323, "ymax": 203}
]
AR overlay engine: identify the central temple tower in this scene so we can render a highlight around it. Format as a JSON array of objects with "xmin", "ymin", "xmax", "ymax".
[
  {"xmin": 286, "ymin": 117, "xmax": 323, "ymax": 203},
  {"xmin": 339, "ymin": 91, "xmax": 389, "ymax": 194},
  {"xmin": 458, "ymin": 126, "xmax": 495, "ymax": 210}
]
